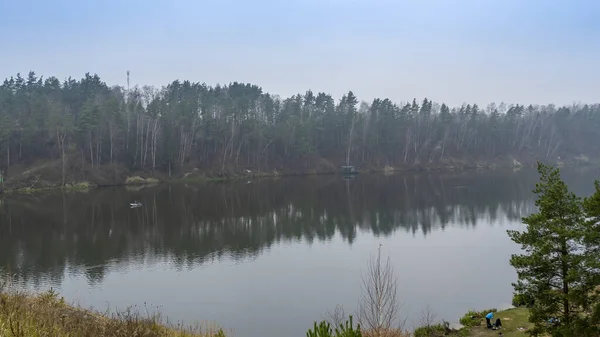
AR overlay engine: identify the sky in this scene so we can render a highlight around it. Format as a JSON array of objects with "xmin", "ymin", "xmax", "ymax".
[{"xmin": 1, "ymin": 0, "xmax": 599, "ymax": 107}]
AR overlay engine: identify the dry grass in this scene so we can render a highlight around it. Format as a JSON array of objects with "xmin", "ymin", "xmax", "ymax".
[
  {"xmin": 363, "ymin": 327, "xmax": 411, "ymax": 337},
  {"xmin": 63, "ymin": 181, "xmax": 93, "ymax": 191},
  {"xmin": 383, "ymin": 166, "xmax": 395, "ymax": 175},
  {"xmin": 125, "ymin": 176, "xmax": 160, "ymax": 185},
  {"xmin": 0, "ymin": 287, "xmax": 228, "ymax": 337}
]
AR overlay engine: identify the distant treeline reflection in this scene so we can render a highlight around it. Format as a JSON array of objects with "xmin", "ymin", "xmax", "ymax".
[{"xmin": 0, "ymin": 169, "xmax": 596, "ymax": 287}]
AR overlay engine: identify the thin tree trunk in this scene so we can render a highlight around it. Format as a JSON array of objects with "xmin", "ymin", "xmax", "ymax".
[
  {"xmin": 89, "ymin": 131, "xmax": 94, "ymax": 167},
  {"xmin": 109, "ymin": 122, "xmax": 114, "ymax": 165},
  {"xmin": 143, "ymin": 119, "xmax": 151, "ymax": 168},
  {"xmin": 346, "ymin": 113, "xmax": 357, "ymax": 165},
  {"xmin": 561, "ymin": 239, "xmax": 570, "ymax": 328},
  {"xmin": 57, "ymin": 130, "xmax": 66, "ymax": 186},
  {"xmin": 235, "ymin": 137, "xmax": 243, "ymax": 166}
]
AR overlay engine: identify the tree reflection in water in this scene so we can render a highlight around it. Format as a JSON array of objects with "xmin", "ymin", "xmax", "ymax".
[{"xmin": 0, "ymin": 168, "xmax": 596, "ymax": 288}]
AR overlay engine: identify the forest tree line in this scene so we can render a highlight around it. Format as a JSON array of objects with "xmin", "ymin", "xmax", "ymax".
[{"xmin": 1, "ymin": 71, "xmax": 599, "ymax": 181}]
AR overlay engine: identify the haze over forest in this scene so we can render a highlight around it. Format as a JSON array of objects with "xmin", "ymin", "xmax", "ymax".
[
  {"xmin": 2, "ymin": 1, "xmax": 600, "ymax": 107},
  {"xmin": 1, "ymin": 0, "xmax": 600, "ymax": 184},
  {"xmin": 2, "ymin": 3, "xmax": 600, "ymax": 337},
  {"xmin": 0, "ymin": 71, "xmax": 599, "ymax": 184}
]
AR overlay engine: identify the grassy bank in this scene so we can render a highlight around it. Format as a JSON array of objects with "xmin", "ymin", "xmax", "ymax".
[
  {"xmin": 472, "ymin": 309, "xmax": 530, "ymax": 336},
  {"xmin": 0, "ymin": 284, "xmax": 534, "ymax": 337},
  {"xmin": 0, "ymin": 290, "xmax": 229, "ymax": 337},
  {"xmin": 461, "ymin": 307, "xmax": 531, "ymax": 337},
  {"xmin": 414, "ymin": 307, "xmax": 531, "ymax": 337},
  {"xmin": 0, "ymin": 165, "xmax": 511, "ymax": 194}
]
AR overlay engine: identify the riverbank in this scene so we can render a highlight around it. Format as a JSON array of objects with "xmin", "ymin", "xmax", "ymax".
[
  {"xmin": 0, "ymin": 287, "xmax": 532, "ymax": 337},
  {"xmin": 0, "ymin": 275, "xmax": 532, "ymax": 337},
  {"xmin": 3, "ymin": 154, "xmax": 598, "ymax": 194},
  {"xmin": 462, "ymin": 307, "xmax": 531, "ymax": 336},
  {"xmin": 0, "ymin": 289, "xmax": 229, "ymax": 337},
  {"xmin": 415, "ymin": 307, "xmax": 531, "ymax": 337}
]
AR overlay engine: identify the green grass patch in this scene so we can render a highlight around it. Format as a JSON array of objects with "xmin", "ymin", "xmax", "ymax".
[
  {"xmin": 464, "ymin": 307, "xmax": 531, "ymax": 337},
  {"xmin": 414, "ymin": 323, "xmax": 448, "ymax": 337},
  {"xmin": 414, "ymin": 322, "xmax": 470, "ymax": 337},
  {"xmin": 459, "ymin": 308, "xmax": 497, "ymax": 327}
]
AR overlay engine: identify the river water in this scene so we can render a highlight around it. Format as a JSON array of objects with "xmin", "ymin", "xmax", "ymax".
[{"xmin": 1, "ymin": 168, "xmax": 598, "ymax": 336}]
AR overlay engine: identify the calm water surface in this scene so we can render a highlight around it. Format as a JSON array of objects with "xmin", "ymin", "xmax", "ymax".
[{"xmin": 1, "ymin": 168, "xmax": 599, "ymax": 337}]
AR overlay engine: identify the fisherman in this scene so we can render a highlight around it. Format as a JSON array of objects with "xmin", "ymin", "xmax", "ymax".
[{"xmin": 485, "ymin": 312, "xmax": 494, "ymax": 329}]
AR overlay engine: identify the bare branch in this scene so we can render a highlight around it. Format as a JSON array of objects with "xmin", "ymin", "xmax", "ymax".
[
  {"xmin": 417, "ymin": 305, "xmax": 438, "ymax": 334},
  {"xmin": 358, "ymin": 244, "xmax": 406, "ymax": 336},
  {"xmin": 323, "ymin": 304, "xmax": 347, "ymax": 327}
]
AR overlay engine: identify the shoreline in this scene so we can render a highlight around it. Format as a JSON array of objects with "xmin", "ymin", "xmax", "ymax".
[
  {"xmin": 4, "ymin": 159, "xmax": 596, "ymax": 194},
  {"xmin": 0, "ymin": 287, "xmax": 531, "ymax": 337},
  {"xmin": 4, "ymin": 160, "xmax": 599, "ymax": 195},
  {"xmin": 0, "ymin": 289, "xmax": 229, "ymax": 337}
]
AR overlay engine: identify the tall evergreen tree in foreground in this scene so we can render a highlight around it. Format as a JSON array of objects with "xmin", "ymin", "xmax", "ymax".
[
  {"xmin": 581, "ymin": 181, "xmax": 600, "ymax": 336},
  {"xmin": 508, "ymin": 163, "xmax": 600, "ymax": 336}
]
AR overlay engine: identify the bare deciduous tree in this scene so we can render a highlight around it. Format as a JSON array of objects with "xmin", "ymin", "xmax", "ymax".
[
  {"xmin": 324, "ymin": 304, "xmax": 347, "ymax": 327},
  {"xmin": 358, "ymin": 244, "xmax": 406, "ymax": 337},
  {"xmin": 418, "ymin": 305, "xmax": 438, "ymax": 336}
]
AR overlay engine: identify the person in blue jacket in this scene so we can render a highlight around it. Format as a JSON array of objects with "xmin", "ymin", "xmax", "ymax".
[{"xmin": 485, "ymin": 312, "xmax": 494, "ymax": 328}]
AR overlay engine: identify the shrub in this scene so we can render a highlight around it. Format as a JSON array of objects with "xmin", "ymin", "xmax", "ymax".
[
  {"xmin": 512, "ymin": 292, "xmax": 534, "ymax": 307},
  {"xmin": 125, "ymin": 176, "xmax": 159, "ymax": 185},
  {"xmin": 414, "ymin": 323, "xmax": 446, "ymax": 337},
  {"xmin": 307, "ymin": 316, "xmax": 362, "ymax": 337},
  {"xmin": 63, "ymin": 181, "xmax": 92, "ymax": 191},
  {"xmin": 335, "ymin": 316, "xmax": 362, "ymax": 337},
  {"xmin": 458, "ymin": 308, "xmax": 497, "ymax": 327},
  {"xmin": 307, "ymin": 321, "xmax": 334, "ymax": 337},
  {"xmin": 363, "ymin": 328, "xmax": 409, "ymax": 337}
]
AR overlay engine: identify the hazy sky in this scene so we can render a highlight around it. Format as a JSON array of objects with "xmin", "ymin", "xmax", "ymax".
[{"xmin": 1, "ymin": 0, "xmax": 599, "ymax": 106}]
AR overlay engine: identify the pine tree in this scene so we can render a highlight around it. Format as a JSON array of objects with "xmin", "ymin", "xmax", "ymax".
[
  {"xmin": 508, "ymin": 162, "xmax": 600, "ymax": 336},
  {"xmin": 580, "ymin": 181, "xmax": 600, "ymax": 336}
]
